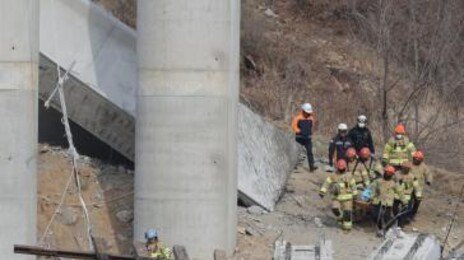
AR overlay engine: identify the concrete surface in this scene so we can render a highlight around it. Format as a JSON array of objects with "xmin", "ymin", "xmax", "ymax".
[
  {"xmin": 238, "ymin": 105, "xmax": 300, "ymax": 211},
  {"xmin": 0, "ymin": 1, "xmax": 38, "ymax": 258},
  {"xmin": 134, "ymin": 0, "xmax": 240, "ymax": 258},
  {"xmin": 38, "ymin": 0, "xmax": 298, "ymax": 213},
  {"xmin": 39, "ymin": 0, "xmax": 136, "ymax": 159},
  {"xmin": 367, "ymin": 228, "xmax": 441, "ymax": 260}
]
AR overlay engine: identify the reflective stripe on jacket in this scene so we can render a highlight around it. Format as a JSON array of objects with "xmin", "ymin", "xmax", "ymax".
[{"xmin": 382, "ymin": 136, "xmax": 416, "ymax": 166}]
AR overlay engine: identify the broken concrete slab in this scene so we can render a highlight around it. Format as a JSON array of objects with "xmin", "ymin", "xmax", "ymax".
[
  {"xmin": 368, "ymin": 228, "xmax": 441, "ymax": 260},
  {"xmin": 238, "ymin": 105, "xmax": 300, "ymax": 211},
  {"xmin": 38, "ymin": 0, "xmax": 300, "ymax": 211},
  {"xmin": 274, "ymin": 237, "xmax": 333, "ymax": 260}
]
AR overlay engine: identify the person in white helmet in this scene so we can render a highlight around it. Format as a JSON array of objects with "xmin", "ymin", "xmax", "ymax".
[
  {"xmin": 348, "ymin": 115, "xmax": 375, "ymax": 155},
  {"xmin": 326, "ymin": 123, "xmax": 353, "ymax": 172},
  {"xmin": 292, "ymin": 103, "xmax": 318, "ymax": 171}
]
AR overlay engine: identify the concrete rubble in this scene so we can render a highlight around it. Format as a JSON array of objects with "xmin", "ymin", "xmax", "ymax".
[
  {"xmin": 367, "ymin": 227, "xmax": 441, "ymax": 260},
  {"xmin": 274, "ymin": 237, "xmax": 333, "ymax": 260}
]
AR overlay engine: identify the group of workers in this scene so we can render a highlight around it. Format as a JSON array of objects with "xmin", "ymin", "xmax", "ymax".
[{"xmin": 292, "ymin": 103, "xmax": 432, "ymax": 235}]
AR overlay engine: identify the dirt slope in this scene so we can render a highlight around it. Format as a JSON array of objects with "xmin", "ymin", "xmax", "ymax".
[
  {"xmin": 236, "ymin": 156, "xmax": 464, "ymax": 259},
  {"xmin": 37, "ymin": 144, "xmax": 134, "ymax": 255},
  {"xmin": 37, "ymin": 143, "xmax": 463, "ymax": 259}
]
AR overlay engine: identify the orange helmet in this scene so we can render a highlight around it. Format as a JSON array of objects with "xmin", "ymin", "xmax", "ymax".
[
  {"xmin": 384, "ymin": 165, "xmax": 396, "ymax": 177},
  {"xmin": 394, "ymin": 123, "xmax": 406, "ymax": 135},
  {"xmin": 336, "ymin": 159, "xmax": 347, "ymax": 171},
  {"xmin": 413, "ymin": 150, "xmax": 424, "ymax": 161},
  {"xmin": 346, "ymin": 148, "xmax": 357, "ymax": 160},
  {"xmin": 359, "ymin": 147, "xmax": 371, "ymax": 160}
]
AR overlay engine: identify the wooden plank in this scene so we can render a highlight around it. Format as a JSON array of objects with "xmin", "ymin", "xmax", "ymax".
[{"xmin": 14, "ymin": 245, "xmax": 134, "ymax": 259}]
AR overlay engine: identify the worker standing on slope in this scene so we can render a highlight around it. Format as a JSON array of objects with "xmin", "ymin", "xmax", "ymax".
[
  {"xmin": 371, "ymin": 165, "xmax": 401, "ymax": 235},
  {"xmin": 394, "ymin": 162, "xmax": 420, "ymax": 227},
  {"xmin": 409, "ymin": 150, "xmax": 432, "ymax": 219},
  {"xmin": 145, "ymin": 229, "xmax": 172, "ymax": 259},
  {"xmin": 348, "ymin": 115, "xmax": 375, "ymax": 155},
  {"xmin": 349, "ymin": 147, "xmax": 372, "ymax": 189},
  {"xmin": 382, "ymin": 123, "xmax": 416, "ymax": 170},
  {"xmin": 319, "ymin": 159, "xmax": 358, "ymax": 231},
  {"xmin": 326, "ymin": 123, "xmax": 353, "ymax": 172},
  {"xmin": 292, "ymin": 103, "xmax": 318, "ymax": 172}
]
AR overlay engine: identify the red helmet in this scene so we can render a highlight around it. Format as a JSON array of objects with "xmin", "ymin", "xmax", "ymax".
[
  {"xmin": 345, "ymin": 148, "xmax": 357, "ymax": 160},
  {"xmin": 384, "ymin": 165, "xmax": 396, "ymax": 177},
  {"xmin": 413, "ymin": 150, "xmax": 424, "ymax": 161},
  {"xmin": 394, "ymin": 123, "xmax": 406, "ymax": 135},
  {"xmin": 359, "ymin": 147, "xmax": 371, "ymax": 160},
  {"xmin": 336, "ymin": 159, "xmax": 347, "ymax": 171}
]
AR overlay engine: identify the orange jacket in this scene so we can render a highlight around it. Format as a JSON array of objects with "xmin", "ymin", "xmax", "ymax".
[{"xmin": 291, "ymin": 111, "xmax": 316, "ymax": 134}]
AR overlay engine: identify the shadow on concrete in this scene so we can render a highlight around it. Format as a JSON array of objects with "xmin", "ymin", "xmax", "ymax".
[{"xmin": 39, "ymin": 99, "xmax": 133, "ymax": 168}]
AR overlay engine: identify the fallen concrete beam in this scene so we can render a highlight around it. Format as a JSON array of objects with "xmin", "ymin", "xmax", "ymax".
[
  {"xmin": 368, "ymin": 228, "xmax": 441, "ymax": 260},
  {"xmin": 38, "ymin": 0, "xmax": 299, "ymax": 211},
  {"xmin": 238, "ymin": 105, "xmax": 300, "ymax": 211}
]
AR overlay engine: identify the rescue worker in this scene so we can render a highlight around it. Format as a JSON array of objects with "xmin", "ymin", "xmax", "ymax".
[
  {"xmin": 348, "ymin": 147, "xmax": 372, "ymax": 189},
  {"xmin": 326, "ymin": 123, "xmax": 353, "ymax": 172},
  {"xmin": 292, "ymin": 103, "xmax": 318, "ymax": 171},
  {"xmin": 394, "ymin": 162, "xmax": 421, "ymax": 227},
  {"xmin": 348, "ymin": 115, "xmax": 375, "ymax": 155},
  {"xmin": 145, "ymin": 229, "xmax": 171, "ymax": 259},
  {"xmin": 371, "ymin": 165, "xmax": 401, "ymax": 235},
  {"xmin": 410, "ymin": 150, "xmax": 432, "ymax": 218},
  {"xmin": 382, "ymin": 123, "xmax": 416, "ymax": 169},
  {"xmin": 319, "ymin": 159, "xmax": 358, "ymax": 231}
]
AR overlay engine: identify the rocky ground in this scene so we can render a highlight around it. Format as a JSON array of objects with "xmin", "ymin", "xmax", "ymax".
[
  {"xmin": 37, "ymin": 144, "xmax": 134, "ymax": 256},
  {"xmin": 236, "ymin": 156, "xmax": 464, "ymax": 259},
  {"xmin": 37, "ymin": 144, "xmax": 463, "ymax": 259}
]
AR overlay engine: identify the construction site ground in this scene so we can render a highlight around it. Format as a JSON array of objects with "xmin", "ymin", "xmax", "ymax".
[{"xmin": 37, "ymin": 144, "xmax": 463, "ymax": 259}]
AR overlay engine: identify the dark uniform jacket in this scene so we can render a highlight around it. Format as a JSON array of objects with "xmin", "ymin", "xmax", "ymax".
[
  {"xmin": 328, "ymin": 134, "xmax": 353, "ymax": 166},
  {"xmin": 348, "ymin": 126, "xmax": 375, "ymax": 154}
]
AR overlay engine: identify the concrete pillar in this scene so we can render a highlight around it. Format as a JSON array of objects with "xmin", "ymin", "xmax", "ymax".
[
  {"xmin": 0, "ymin": 0, "xmax": 39, "ymax": 259},
  {"xmin": 135, "ymin": 0, "xmax": 240, "ymax": 258}
]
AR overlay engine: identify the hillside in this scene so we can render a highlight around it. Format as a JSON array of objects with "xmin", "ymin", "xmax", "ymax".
[
  {"xmin": 37, "ymin": 143, "xmax": 464, "ymax": 259},
  {"xmin": 35, "ymin": 0, "xmax": 462, "ymax": 259}
]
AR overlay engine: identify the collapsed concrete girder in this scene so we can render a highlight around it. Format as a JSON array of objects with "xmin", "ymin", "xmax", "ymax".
[{"xmin": 38, "ymin": 0, "xmax": 299, "ymax": 211}]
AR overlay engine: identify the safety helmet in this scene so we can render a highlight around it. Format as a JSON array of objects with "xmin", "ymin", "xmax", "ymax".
[
  {"xmin": 336, "ymin": 159, "xmax": 347, "ymax": 171},
  {"xmin": 413, "ymin": 150, "xmax": 424, "ymax": 161},
  {"xmin": 301, "ymin": 103, "xmax": 313, "ymax": 114},
  {"xmin": 145, "ymin": 229, "xmax": 158, "ymax": 240},
  {"xmin": 384, "ymin": 165, "xmax": 396, "ymax": 177},
  {"xmin": 346, "ymin": 147, "xmax": 357, "ymax": 160},
  {"xmin": 394, "ymin": 123, "xmax": 406, "ymax": 135},
  {"xmin": 357, "ymin": 115, "xmax": 367, "ymax": 128},
  {"xmin": 359, "ymin": 147, "xmax": 371, "ymax": 161},
  {"xmin": 338, "ymin": 123, "xmax": 348, "ymax": 132}
]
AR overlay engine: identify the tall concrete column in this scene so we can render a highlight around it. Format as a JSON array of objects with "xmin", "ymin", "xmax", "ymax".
[
  {"xmin": 0, "ymin": 0, "xmax": 38, "ymax": 259},
  {"xmin": 135, "ymin": 0, "xmax": 240, "ymax": 258}
]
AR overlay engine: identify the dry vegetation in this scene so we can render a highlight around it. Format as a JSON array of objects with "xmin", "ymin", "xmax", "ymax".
[
  {"xmin": 241, "ymin": 0, "xmax": 463, "ymax": 172},
  {"xmin": 95, "ymin": 0, "xmax": 462, "ymax": 172}
]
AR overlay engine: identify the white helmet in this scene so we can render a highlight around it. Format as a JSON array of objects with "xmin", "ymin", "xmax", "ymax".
[
  {"xmin": 357, "ymin": 115, "xmax": 367, "ymax": 128},
  {"xmin": 338, "ymin": 123, "xmax": 348, "ymax": 131},
  {"xmin": 301, "ymin": 103, "xmax": 313, "ymax": 114}
]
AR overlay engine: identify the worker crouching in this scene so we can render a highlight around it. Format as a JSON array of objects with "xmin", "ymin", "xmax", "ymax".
[
  {"xmin": 319, "ymin": 159, "xmax": 358, "ymax": 231},
  {"xmin": 145, "ymin": 229, "xmax": 172, "ymax": 259}
]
